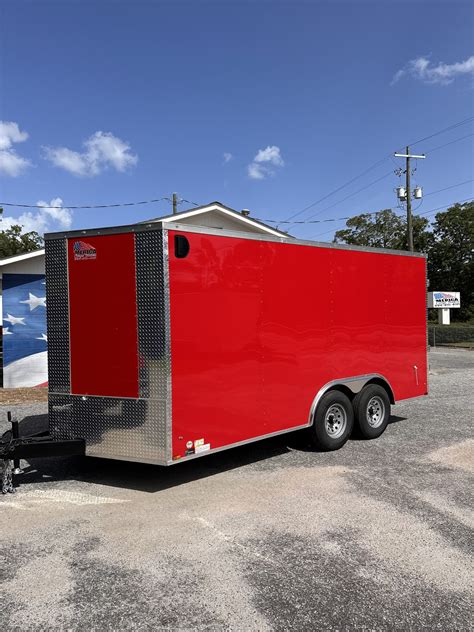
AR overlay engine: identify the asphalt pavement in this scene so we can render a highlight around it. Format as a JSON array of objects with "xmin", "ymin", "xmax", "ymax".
[{"xmin": 0, "ymin": 348, "xmax": 472, "ymax": 630}]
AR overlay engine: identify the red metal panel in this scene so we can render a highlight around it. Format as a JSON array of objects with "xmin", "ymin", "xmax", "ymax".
[
  {"xmin": 381, "ymin": 254, "xmax": 428, "ymax": 399},
  {"xmin": 168, "ymin": 232, "xmax": 262, "ymax": 457},
  {"xmin": 168, "ymin": 230, "xmax": 427, "ymax": 458},
  {"xmin": 67, "ymin": 233, "xmax": 139, "ymax": 397}
]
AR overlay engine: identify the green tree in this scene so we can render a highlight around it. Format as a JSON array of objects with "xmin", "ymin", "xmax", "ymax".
[
  {"xmin": 428, "ymin": 201, "xmax": 474, "ymax": 321},
  {"xmin": 333, "ymin": 209, "xmax": 432, "ymax": 252},
  {"xmin": 0, "ymin": 224, "xmax": 44, "ymax": 258}
]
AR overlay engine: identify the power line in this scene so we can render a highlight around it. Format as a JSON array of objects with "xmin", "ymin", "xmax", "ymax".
[
  {"xmin": 284, "ymin": 115, "xmax": 474, "ymax": 224},
  {"xmin": 258, "ymin": 184, "xmax": 473, "ymax": 226},
  {"xmin": 262, "ymin": 171, "xmax": 395, "ymax": 226},
  {"xmin": 293, "ymin": 171, "xmax": 394, "ymax": 224},
  {"xmin": 418, "ymin": 197, "xmax": 473, "ymax": 217},
  {"xmin": 283, "ymin": 155, "xmax": 391, "ymax": 222},
  {"xmin": 427, "ymin": 131, "xmax": 474, "ymax": 154},
  {"xmin": 178, "ymin": 197, "xmax": 202, "ymax": 208},
  {"xmin": 406, "ymin": 115, "xmax": 474, "ymax": 149},
  {"xmin": 308, "ymin": 198, "xmax": 473, "ymax": 239},
  {"xmin": 0, "ymin": 195, "xmax": 203, "ymax": 213},
  {"xmin": 0, "ymin": 196, "xmax": 172, "ymax": 210},
  {"xmin": 265, "ymin": 214, "xmax": 367, "ymax": 225},
  {"xmin": 423, "ymin": 179, "xmax": 474, "ymax": 197}
]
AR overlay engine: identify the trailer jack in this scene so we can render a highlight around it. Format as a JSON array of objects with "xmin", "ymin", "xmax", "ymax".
[
  {"xmin": 0, "ymin": 412, "xmax": 86, "ymax": 494},
  {"xmin": 1, "ymin": 459, "xmax": 14, "ymax": 494}
]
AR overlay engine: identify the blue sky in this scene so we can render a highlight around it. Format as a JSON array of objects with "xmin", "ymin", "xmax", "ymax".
[{"xmin": 0, "ymin": 0, "xmax": 473, "ymax": 241}]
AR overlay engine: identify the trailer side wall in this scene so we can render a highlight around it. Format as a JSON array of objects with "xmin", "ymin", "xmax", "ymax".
[{"xmin": 168, "ymin": 230, "xmax": 427, "ymax": 459}]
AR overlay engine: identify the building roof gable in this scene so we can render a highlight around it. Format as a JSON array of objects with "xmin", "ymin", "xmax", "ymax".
[
  {"xmin": 0, "ymin": 248, "xmax": 45, "ymax": 267},
  {"xmin": 148, "ymin": 201, "xmax": 290, "ymax": 238}
]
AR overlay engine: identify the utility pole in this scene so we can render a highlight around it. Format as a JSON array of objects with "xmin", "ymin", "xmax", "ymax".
[
  {"xmin": 405, "ymin": 146, "xmax": 413, "ymax": 252},
  {"xmin": 394, "ymin": 147, "xmax": 425, "ymax": 252},
  {"xmin": 172, "ymin": 192, "xmax": 178, "ymax": 215}
]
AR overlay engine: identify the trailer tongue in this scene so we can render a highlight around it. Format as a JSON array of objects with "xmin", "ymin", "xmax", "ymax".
[{"xmin": 1, "ymin": 412, "xmax": 85, "ymax": 494}]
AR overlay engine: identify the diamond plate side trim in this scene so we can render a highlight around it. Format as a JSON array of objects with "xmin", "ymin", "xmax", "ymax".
[
  {"xmin": 50, "ymin": 394, "xmax": 168, "ymax": 464},
  {"xmin": 45, "ymin": 238, "xmax": 70, "ymax": 392},
  {"xmin": 135, "ymin": 229, "xmax": 171, "ymax": 461},
  {"xmin": 135, "ymin": 230, "xmax": 167, "ymax": 399}
]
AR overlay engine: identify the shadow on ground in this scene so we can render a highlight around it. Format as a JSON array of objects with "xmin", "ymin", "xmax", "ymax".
[{"xmin": 8, "ymin": 413, "xmax": 407, "ymax": 494}]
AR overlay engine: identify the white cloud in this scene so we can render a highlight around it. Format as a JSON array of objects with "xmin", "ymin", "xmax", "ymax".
[
  {"xmin": 1, "ymin": 197, "xmax": 72, "ymax": 235},
  {"xmin": 248, "ymin": 145, "xmax": 284, "ymax": 180},
  {"xmin": 0, "ymin": 150, "xmax": 31, "ymax": 177},
  {"xmin": 0, "ymin": 121, "xmax": 31, "ymax": 177},
  {"xmin": 391, "ymin": 69, "xmax": 406, "ymax": 85},
  {"xmin": 43, "ymin": 131, "xmax": 138, "ymax": 177},
  {"xmin": 392, "ymin": 55, "xmax": 474, "ymax": 85},
  {"xmin": 223, "ymin": 152, "xmax": 233, "ymax": 163},
  {"xmin": 247, "ymin": 162, "xmax": 266, "ymax": 180},
  {"xmin": 254, "ymin": 145, "xmax": 284, "ymax": 166},
  {"xmin": 0, "ymin": 121, "xmax": 28, "ymax": 150},
  {"xmin": 45, "ymin": 147, "xmax": 89, "ymax": 176}
]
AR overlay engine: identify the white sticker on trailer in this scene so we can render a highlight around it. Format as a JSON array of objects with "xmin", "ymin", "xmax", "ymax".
[{"xmin": 195, "ymin": 443, "xmax": 211, "ymax": 454}]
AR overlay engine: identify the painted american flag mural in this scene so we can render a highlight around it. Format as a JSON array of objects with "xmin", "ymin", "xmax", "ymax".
[{"xmin": 2, "ymin": 273, "xmax": 48, "ymax": 388}]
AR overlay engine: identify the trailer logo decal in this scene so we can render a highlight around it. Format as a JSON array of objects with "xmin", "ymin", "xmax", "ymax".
[{"xmin": 73, "ymin": 240, "xmax": 97, "ymax": 261}]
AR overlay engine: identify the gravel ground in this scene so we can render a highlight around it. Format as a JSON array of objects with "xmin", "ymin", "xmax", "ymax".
[
  {"xmin": 0, "ymin": 387, "xmax": 47, "ymax": 406},
  {"xmin": 0, "ymin": 348, "xmax": 472, "ymax": 630}
]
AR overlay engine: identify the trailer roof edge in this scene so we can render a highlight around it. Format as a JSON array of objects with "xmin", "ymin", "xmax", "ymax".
[{"xmin": 44, "ymin": 222, "xmax": 427, "ymax": 258}]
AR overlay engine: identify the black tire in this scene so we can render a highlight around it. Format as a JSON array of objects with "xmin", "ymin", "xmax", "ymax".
[
  {"xmin": 353, "ymin": 384, "xmax": 391, "ymax": 439},
  {"xmin": 310, "ymin": 390, "xmax": 354, "ymax": 451}
]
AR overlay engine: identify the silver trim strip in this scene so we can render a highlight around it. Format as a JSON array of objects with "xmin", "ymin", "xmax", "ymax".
[
  {"xmin": 66, "ymin": 238, "xmax": 72, "ymax": 394},
  {"xmin": 308, "ymin": 373, "xmax": 396, "ymax": 425},
  {"xmin": 398, "ymin": 393, "xmax": 428, "ymax": 402},
  {"xmin": 133, "ymin": 233, "xmax": 141, "ymax": 398},
  {"xmin": 44, "ymin": 223, "xmax": 163, "ymax": 240},
  {"xmin": 167, "ymin": 422, "xmax": 310, "ymax": 466},
  {"xmin": 162, "ymin": 228, "xmax": 173, "ymax": 463},
  {"xmin": 48, "ymin": 393, "xmax": 167, "ymax": 402},
  {"xmin": 84, "ymin": 451, "xmax": 169, "ymax": 466}
]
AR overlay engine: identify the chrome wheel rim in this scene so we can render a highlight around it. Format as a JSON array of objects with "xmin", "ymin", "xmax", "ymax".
[
  {"xmin": 324, "ymin": 404, "xmax": 347, "ymax": 439},
  {"xmin": 366, "ymin": 396, "xmax": 385, "ymax": 428}
]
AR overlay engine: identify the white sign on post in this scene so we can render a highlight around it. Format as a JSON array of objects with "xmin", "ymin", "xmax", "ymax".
[{"xmin": 427, "ymin": 292, "xmax": 461, "ymax": 309}]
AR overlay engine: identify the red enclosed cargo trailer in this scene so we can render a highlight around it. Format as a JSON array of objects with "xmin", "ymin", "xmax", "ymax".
[{"xmin": 44, "ymin": 221, "xmax": 428, "ymax": 465}]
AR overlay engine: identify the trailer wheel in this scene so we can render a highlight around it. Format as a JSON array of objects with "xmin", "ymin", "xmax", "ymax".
[
  {"xmin": 353, "ymin": 384, "xmax": 391, "ymax": 439},
  {"xmin": 310, "ymin": 390, "xmax": 354, "ymax": 451}
]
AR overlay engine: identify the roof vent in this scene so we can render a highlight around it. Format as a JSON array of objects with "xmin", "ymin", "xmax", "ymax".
[{"xmin": 241, "ymin": 209, "xmax": 250, "ymax": 217}]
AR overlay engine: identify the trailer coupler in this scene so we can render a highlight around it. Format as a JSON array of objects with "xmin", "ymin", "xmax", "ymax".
[{"xmin": 1, "ymin": 413, "xmax": 86, "ymax": 494}]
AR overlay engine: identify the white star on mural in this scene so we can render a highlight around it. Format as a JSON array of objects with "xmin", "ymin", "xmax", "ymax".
[
  {"xmin": 4, "ymin": 313, "xmax": 26, "ymax": 326},
  {"xmin": 3, "ymin": 327, "xmax": 13, "ymax": 335},
  {"xmin": 20, "ymin": 293, "xmax": 46, "ymax": 311},
  {"xmin": 36, "ymin": 333, "xmax": 48, "ymax": 342}
]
